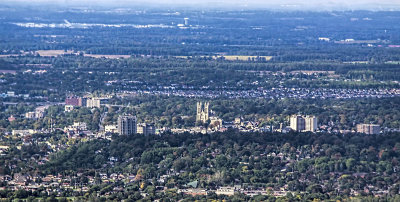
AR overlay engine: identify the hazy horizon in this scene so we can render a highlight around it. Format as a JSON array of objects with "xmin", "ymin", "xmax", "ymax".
[{"xmin": 2, "ymin": 0, "xmax": 400, "ymax": 11}]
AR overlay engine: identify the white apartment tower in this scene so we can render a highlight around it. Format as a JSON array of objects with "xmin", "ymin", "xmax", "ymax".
[
  {"xmin": 184, "ymin": 18, "xmax": 189, "ymax": 26},
  {"xmin": 305, "ymin": 115, "xmax": 318, "ymax": 132},
  {"xmin": 290, "ymin": 115, "xmax": 305, "ymax": 131},
  {"xmin": 290, "ymin": 115, "xmax": 318, "ymax": 132}
]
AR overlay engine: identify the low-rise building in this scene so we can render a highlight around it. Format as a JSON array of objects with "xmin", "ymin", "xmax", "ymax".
[
  {"xmin": 105, "ymin": 125, "xmax": 118, "ymax": 133},
  {"xmin": 215, "ymin": 186, "xmax": 237, "ymax": 196},
  {"xmin": 8, "ymin": 115, "xmax": 16, "ymax": 122},
  {"xmin": 12, "ymin": 129, "xmax": 38, "ymax": 136},
  {"xmin": 65, "ymin": 96, "xmax": 80, "ymax": 106},
  {"xmin": 87, "ymin": 97, "xmax": 108, "ymax": 108},
  {"xmin": 136, "ymin": 123, "xmax": 156, "ymax": 135},
  {"xmin": 64, "ymin": 105, "xmax": 74, "ymax": 112},
  {"xmin": 34, "ymin": 110, "xmax": 45, "ymax": 119},
  {"xmin": 234, "ymin": 117, "xmax": 243, "ymax": 126},
  {"xmin": 7, "ymin": 91, "xmax": 15, "ymax": 97},
  {"xmin": 178, "ymin": 188, "xmax": 208, "ymax": 196},
  {"xmin": 64, "ymin": 122, "xmax": 87, "ymax": 133},
  {"xmin": 25, "ymin": 107, "xmax": 47, "ymax": 119},
  {"xmin": 25, "ymin": 112, "xmax": 36, "ymax": 119},
  {"xmin": 210, "ymin": 117, "xmax": 223, "ymax": 129}
]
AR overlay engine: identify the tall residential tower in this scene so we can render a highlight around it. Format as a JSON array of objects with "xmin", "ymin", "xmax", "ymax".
[
  {"xmin": 118, "ymin": 115, "xmax": 137, "ymax": 135},
  {"xmin": 290, "ymin": 115, "xmax": 318, "ymax": 132},
  {"xmin": 356, "ymin": 124, "xmax": 380, "ymax": 134}
]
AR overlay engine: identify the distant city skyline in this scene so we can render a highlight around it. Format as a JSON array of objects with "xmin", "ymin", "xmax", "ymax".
[{"xmin": 2, "ymin": 0, "xmax": 400, "ymax": 10}]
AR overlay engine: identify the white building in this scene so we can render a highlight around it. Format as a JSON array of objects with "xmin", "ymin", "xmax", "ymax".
[
  {"xmin": 304, "ymin": 115, "xmax": 318, "ymax": 132},
  {"xmin": 86, "ymin": 98, "xmax": 101, "ymax": 108},
  {"xmin": 7, "ymin": 91, "xmax": 15, "ymax": 97},
  {"xmin": 105, "ymin": 125, "xmax": 118, "ymax": 133},
  {"xmin": 65, "ymin": 105, "xmax": 74, "ymax": 112},
  {"xmin": 290, "ymin": 115, "xmax": 318, "ymax": 132},
  {"xmin": 290, "ymin": 115, "xmax": 305, "ymax": 131},
  {"xmin": 12, "ymin": 129, "xmax": 38, "ymax": 136},
  {"xmin": 25, "ymin": 112, "xmax": 36, "ymax": 119},
  {"xmin": 86, "ymin": 97, "xmax": 108, "ymax": 108},
  {"xmin": 184, "ymin": 18, "xmax": 189, "ymax": 26},
  {"xmin": 64, "ymin": 122, "xmax": 87, "ymax": 132},
  {"xmin": 215, "ymin": 187, "xmax": 238, "ymax": 196},
  {"xmin": 318, "ymin": 37, "xmax": 330, "ymax": 42}
]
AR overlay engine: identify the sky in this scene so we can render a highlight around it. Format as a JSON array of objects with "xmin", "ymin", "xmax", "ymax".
[{"xmin": 3, "ymin": 0, "xmax": 400, "ymax": 10}]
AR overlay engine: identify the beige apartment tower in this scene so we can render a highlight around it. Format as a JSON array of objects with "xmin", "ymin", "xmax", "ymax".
[
  {"xmin": 304, "ymin": 115, "xmax": 318, "ymax": 132},
  {"xmin": 290, "ymin": 115, "xmax": 318, "ymax": 132},
  {"xmin": 356, "ymin": 124, "xmax": 380, "ymax": 135},
  {"xmin": 290, "ymin": 115, "xmax": 305, "ymax": 131}
]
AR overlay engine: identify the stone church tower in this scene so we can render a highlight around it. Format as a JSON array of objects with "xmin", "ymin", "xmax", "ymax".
[{"xmin": 196, "ymin": 102, "xmax": 209, "ymax": 123}]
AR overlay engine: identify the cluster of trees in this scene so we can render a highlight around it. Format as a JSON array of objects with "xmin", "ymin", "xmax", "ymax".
[
  {"xmin": 28, "ymin": 131, "xmax": 400, "ymax": 200},
  {"xmin": 0, "ymin": 132, "xmax": 63, "ymax": 175},
  {"xmin": 2, "ymin": 187, "xmax": 400, "ymax": 201}
]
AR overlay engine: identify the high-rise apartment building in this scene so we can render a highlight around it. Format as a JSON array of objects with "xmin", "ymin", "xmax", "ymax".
[
  {"xmin": 290, "ymin": 115, "xmax": 306, "ymax": 131},
  {"xmin": 118, "ymin": 115, "xmax": 137, "ymax": 135},
  {"xmin": 290, "ymin": 115, "xmax": 318, "ymax": 132},
  {"xmin": 305, "ymin": 115, "xmax": 318, "ymax": 132},
  {"xmin": 356, "ymin": 124, "xmax": 380, "ymax": 135}
]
